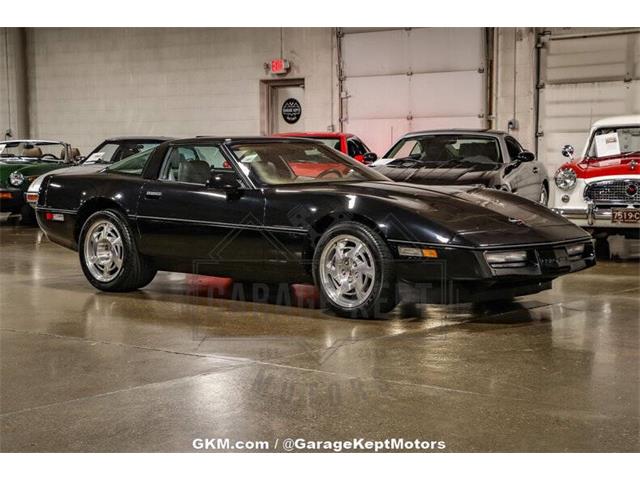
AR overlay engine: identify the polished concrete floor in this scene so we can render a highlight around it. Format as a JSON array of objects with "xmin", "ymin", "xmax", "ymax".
[{"xmin": 0, "ymin": 224, "xmax": 638, "ymax": 452}]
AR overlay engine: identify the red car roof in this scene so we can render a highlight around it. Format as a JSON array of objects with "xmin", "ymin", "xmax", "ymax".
[{"xmin": 273, "ymin": 132, "xmax": 354, "ymax": 139}]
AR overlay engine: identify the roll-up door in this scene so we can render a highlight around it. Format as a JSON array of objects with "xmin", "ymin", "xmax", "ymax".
[{"xmin": 340, "ymin": 28, "xmax": 488, "ymax": 155}]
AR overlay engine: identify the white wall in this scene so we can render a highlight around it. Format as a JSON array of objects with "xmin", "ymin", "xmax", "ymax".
[
  {"xmin": 1, "ymin": 28, "xmax": 28, "ymax": 140},
  {"xmin": 26, "ymin": 28, "xmax": 338, "ymax": 153}
]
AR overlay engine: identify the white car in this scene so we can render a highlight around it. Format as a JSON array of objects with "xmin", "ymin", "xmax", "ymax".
[{"xmin": 551, "ymin": 115, "xmax": 640, "ymax": 256}]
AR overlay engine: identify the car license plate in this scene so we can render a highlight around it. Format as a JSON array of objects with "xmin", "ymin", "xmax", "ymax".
[{"xmin": 612, "ymin": 208, "xmax": 640, "ymax": 224}]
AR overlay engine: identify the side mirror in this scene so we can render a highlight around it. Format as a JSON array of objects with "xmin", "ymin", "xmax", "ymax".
[
  {"xmin": 516, "ymin": 150, "xmax": 535, "ymax": 162},
  {"xmin": 207, "ymin": 171, "xmax": 242, "ymax": 198},
  {"xmin": 561, "ymin": 144, "xmax": 575, "ymax": 160},
  {"xmin": 74, "ymin": 155, "xmax": 86, "ymax": 164},
  {"xmin": 362, "ymin": 152, "xmax": 378, "ymax": 164}
]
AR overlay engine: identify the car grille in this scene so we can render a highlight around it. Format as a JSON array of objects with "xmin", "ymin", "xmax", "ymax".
[{"xmin": 584, "ymin": 179, "xmax": 640, "ymax": 204}]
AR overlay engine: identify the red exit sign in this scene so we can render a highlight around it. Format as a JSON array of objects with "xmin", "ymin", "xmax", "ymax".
[{"xmin": 270, "ymin": 58, "xmax": 290, "ymax": 75}]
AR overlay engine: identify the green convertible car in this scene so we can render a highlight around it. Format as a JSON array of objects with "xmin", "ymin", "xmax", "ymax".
[{"xmin": 0, "ymin": 139, "xmax": 80, "ymax": 224}]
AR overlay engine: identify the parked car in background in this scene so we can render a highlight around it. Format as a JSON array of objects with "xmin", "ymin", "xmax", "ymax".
[
  {"xmin": 371, "ymin": 129, "xmax": 549, "ymax": 205},
  {"xmin": 0, "ymin": 139, "xmax": 79, "ymax": 224},
  {"xmin": 34, "ymin": 137, "xmax": 594, "ymax": 318},
  {"xmin": 552, "ymin": 116, "xmax": 640, "ymax": 256},
  {"xmin": 274, "ymin": 132, "xmax": 378, "ymax": 164},
  {"xmin": 26, "ymin": 136, "xmax": 174, "ymax": 208}
]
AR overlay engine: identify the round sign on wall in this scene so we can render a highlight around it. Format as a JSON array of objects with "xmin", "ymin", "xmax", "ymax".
[{"xmin": 282, "ymin": 98, "xmax": 302, "ymax": 124}]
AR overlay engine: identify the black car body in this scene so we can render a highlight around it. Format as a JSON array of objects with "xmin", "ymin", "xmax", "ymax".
[
  {"xmin": 34, "ymin": 137, "xmax": 594, "ymax": 318},
  {"xmin": 373, "ymin": 129, "xmax": 550, "ymax": 205},
  {"xmin": 26, "ymin": 136, "xmax": 175, "ymax": 207}
]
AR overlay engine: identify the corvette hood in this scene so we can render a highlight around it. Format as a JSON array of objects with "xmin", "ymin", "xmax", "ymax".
[
  {"xmin": 374, "ymin": 161, "xmax": 502, "ymax": 187},
  {"xmin": 326, "ymin": 181, "xmax": 589, "ymax": 247}
]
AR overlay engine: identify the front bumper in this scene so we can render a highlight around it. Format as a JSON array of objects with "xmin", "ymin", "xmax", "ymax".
[
  {"xmin": 0, "ymin": 187, "xmax": 25, "ymax": 215},
  {"xmin": 392, "ymin": 238, "xmax": 596, "ymax": 304},
  {"xmin": 553, "ymin": 206, "xmax": 640, "ymax": 229}
]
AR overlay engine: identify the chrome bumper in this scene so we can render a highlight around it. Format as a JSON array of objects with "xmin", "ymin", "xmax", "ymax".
[{"xmin": 553, "ymin": 204, "xmax": 640, "ymax": 228}]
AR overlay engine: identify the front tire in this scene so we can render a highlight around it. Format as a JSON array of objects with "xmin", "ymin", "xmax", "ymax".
[
  {"xmin": 313, "ymin": 222, "xmax": 398, "ymax": 318},
  {"xmin": 539, "ymin": 183, "xmax": 549, "ymax": 206},
  {"xmin": 79, "ymin": 209, "xmax": 156, "ymax": 292}
]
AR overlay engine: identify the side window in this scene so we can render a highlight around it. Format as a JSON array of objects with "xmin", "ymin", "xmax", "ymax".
[
  {"xmin": 505, "ymin": 136, "xmax": 523, "ymax": 161},
  {"xmin": 347, "ymin": 139, "xmax": 358, "ymax": 157},
  {"xmin": 161, "ymin": 145, "xmax": 228, "ymax": 185},
  {"xmin": 106, "ymin": 148, "xmax": 155, "ymax": 176},
  {"xmin": 393, "ymin": 139, "xmax": 423, "ymax": 159},
  {"xmin": 347, "ymin": 138, "xmax": 368, "ymax": 157},
  {"xmin": 358, "ymin": 138, "xmax": 370, "ymax": 153},
  {"xmin": 194, "ymin": 146, "xmax": 231, "ymax": 169}
]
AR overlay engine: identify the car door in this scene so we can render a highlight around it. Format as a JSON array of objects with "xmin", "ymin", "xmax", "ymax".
[
  {"xmin": 135, "ymin": 143, "xmax": 267, "ymax": 280},
  {"xmin": 504, "ymin": 136, "xmax": 540, "ymax": 202}
]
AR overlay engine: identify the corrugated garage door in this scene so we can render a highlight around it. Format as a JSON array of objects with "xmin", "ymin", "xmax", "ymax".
[
  {"xmin": 538, "ymin": 29, "xmax": 640, "ymax": 174},
  {"xmin": 340, "ymin": 28, "xmax": 487, "ymax": 155}
]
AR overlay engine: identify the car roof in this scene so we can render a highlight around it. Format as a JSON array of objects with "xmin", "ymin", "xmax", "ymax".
[
  {"xmin": 272, "ymin": 132, "xmax": 351, "ymax": 138},
  {"xmin": 170, "ymin": 136, "xmax": 324, "ymax": 145},
  {"xmin": 401, "ymin": 129, "xmax": 507, "ymax": 138},
  {"xmin": 591, "ymin": 115, "xmax": 640, "ymax": 128},
  {"xmin": 0, "ymin": 139, "xmax": 66, "ymax": 144},
  {"xmin": 103, "ymin": 136, "xmax": 176, "ymax": 142}
]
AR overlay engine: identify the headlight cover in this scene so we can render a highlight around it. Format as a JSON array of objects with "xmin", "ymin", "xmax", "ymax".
[
  {"xmin": 484, "ymin": 250, "xmax": 528, "ymax": 268},
  {"xmin": 555, "ymin": 167, "xmax": 577, "ymax": 190},
  {"xmin": 9, "ymin": 171, "xmax": 25, "ymax": 187},
  {"xmin": 566, "ymin": 243, "xmax": 585, "ymax": 257}
]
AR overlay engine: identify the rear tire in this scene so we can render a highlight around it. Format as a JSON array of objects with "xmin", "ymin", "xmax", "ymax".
[
  {"xmin": 19, "ymin": 204, "xmax": 37, "ymax": 226},
  {"xmin": 79, "ymin": 209, "xmax": 156, "ymax": 292},
  {"xmin": 313, "ymin": 221, "xmax": 398, "ymax": 318}
]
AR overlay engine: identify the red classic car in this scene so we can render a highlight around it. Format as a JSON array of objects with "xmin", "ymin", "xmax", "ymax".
[
  {"xmin": 274, "ymin": 132, "xmax": 378, "ymax": 164},
  {"xmin": 552, "ymin": 116, "xmax": 640, "ymax": 256}
]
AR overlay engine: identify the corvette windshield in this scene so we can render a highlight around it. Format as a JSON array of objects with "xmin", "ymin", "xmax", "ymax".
[
  {"xmin": 0, "ymin": 141, "xmax": 66, "ymax": 161},
  {"xmin": 231, "ymin": 142, "xmax": 387, "ymax": 186},
  {"xmin": 84, "ymin": 141, "xmax": 162, "ymax": 165},
  {"xmin": 586, "ymin": 126, "xmax": 640, "ymax": 158},
  {"xmin": 385, "ymin": 135, "xmax": 502, "ymax": 166}
]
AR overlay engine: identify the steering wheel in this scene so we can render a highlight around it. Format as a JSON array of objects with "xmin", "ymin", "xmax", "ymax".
[
  {"xmin": 317, "ymin": 168, "xmax": 344, "ymax": 179},
  {"xmin": 40, "ymin": 153, "xmax": 58, "ymax": 160}
]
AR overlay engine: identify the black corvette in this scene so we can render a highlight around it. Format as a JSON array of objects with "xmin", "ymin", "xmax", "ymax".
[{"xmin": 34, "ymin": 137, "xmax": 595, "ymax": 318}]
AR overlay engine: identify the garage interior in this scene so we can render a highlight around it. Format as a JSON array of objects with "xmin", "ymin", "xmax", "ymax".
[{"xmin": 1, "ymin": 27, "xmax": 639, "ymax": 452}]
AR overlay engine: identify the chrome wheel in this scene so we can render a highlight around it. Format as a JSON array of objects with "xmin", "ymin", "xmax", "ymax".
[
  {"xmin": 319, "ymin": 234, "xmax": 376, "ymax": 308},
  {"xmin": 83, "ymin": 220, "xmax": 124, "ymax": 282},
  {"xmin": 539, "ymin": 185, "xmax": 548, "ymax": 205}
]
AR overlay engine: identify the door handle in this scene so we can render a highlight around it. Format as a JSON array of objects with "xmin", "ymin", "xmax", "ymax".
[{"xmin": 145, "ymin": 191, "xmax": 163, "ymax": 199}]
